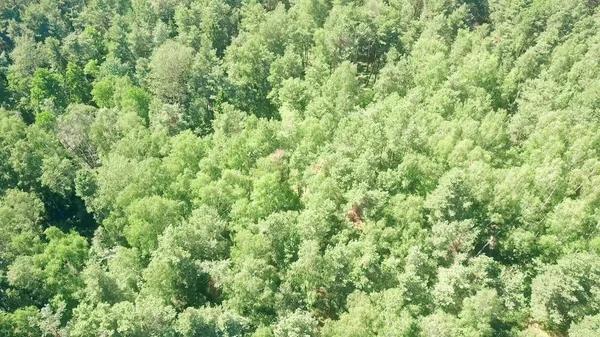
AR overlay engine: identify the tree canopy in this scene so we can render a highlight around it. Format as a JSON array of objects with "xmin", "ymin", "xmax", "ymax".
[{"xmin": 1, "ymin": 0, "xmax": 600, "ymax": 336}]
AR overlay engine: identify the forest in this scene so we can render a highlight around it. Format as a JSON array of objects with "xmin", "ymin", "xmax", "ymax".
[{"xmin": 1, "ymin": 0, "xmax": 600, "ymax": 336}]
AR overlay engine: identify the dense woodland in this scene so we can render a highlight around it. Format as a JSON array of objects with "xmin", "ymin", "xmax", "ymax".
[{"xmin": 1, "ymin": 0, "xmax": 600, "ymax": 336}]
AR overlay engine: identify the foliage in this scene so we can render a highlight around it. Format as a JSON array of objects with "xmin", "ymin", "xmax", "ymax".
[{"xmin": 1, "ymin": 0, "xmax": 600, "ymax": 336}]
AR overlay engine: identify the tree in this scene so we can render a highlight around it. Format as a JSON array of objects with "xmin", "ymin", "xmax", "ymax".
[
  {"xmin": 531, "ymin": 253, "xmax": 600, "ymax": 333},
  {"xmin": 176, "ymin": 306, "xmax": 248, "ymax": 337},
  {"xmin": 570, "ymin": 314, "xmax": 600, "ymax": 337},
  {"xmin": 0, "ymin": 189, "xmax": 44, "ymax": 272},
  {"xmin": 123, "ymin": 196, "xmax": 184, "ymax": 256},
  {"xmin": 7, "ymin": 35, "xmax": 48, "ymax": 105},
  {"xmin": 7, "ymin": 227, "xmax": 88, "ymax": 309},
  {"xmin": 148, "ymin": 40, "xmax": 195, "ymax": 104},
  {"xmin": 65, "ymin": 62, "xmax": 92, "ymax": 104},
  {"xmin": 121, "ymin": 87, "xmax": 153, "ymax": 125},
  {"xmin": 273, "ymin": 309, "xmax": 319, "ymax": 337},
  {"xmin": 57, "ymin": 104, "xmax": 98, "ymax": 168},
  {"xmin": 0, "ymin": 109, "xmax": 27, "ymax": 190},
  {"xmin": 142, "ymin": 206, "xmax": 230, "ymax": 309},
  {"xmin": 29, "ymin": 68, "xmax": 66, "ymax": 112},
  {"xmin": 0, "ymin": 306, "xmax": 42, "ymax": 337}
]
